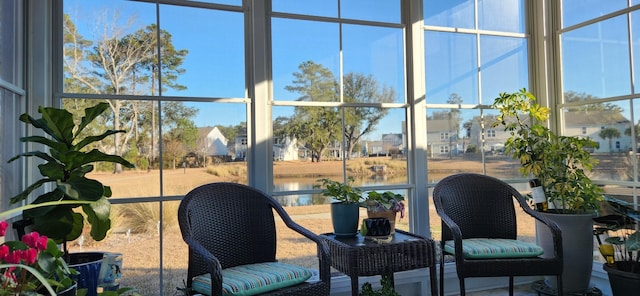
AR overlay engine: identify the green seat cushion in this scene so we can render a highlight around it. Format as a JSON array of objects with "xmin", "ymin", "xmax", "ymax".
[
  {"xmin": 191, "ymin": 262, "xmax": 312, "ymax": 296},
  {"xmin": 444, "ymin": 238, "xmax": 544, "ymax": 259}
]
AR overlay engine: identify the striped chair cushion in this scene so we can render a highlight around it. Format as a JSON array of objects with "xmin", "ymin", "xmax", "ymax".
[
  {"xmin": 444, "ymin": 238, "xmax": 544, "ymax": 259},
  {"xmin": 192, "ymin": 262, "xmax": 312, "ymax": 296}
]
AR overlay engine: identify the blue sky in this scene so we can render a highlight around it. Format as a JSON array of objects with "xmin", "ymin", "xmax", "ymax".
[
  {"xmin": 65, "ymin": 0, "xmax": 407, "ymax": 139},
  {"xmin": 64, "ymin": 0, "xmax": 633, "ymax": 139}
]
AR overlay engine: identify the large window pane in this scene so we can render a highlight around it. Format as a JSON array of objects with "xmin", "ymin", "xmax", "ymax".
[
  {"xmin": 63, "ymin": 0, "xmax": 157, "ymax": 95},
  {"xmin": 343, "ymin": 25, "xmax": 405, "ymax": 103},
  {"xmin": 341, "ymin": 0, "xmax": 400, "ymax": 23},
  {"xmin": 478, "ymin": 0, "xmax": 525, "ymax": 33},
  {"xmin": 564, "ymin": 101, "xmax": 633, "ymax": 181},
  {"xmin": 424, "ymin": 0, "xmax": 475, "ymax": 29},
  {"xmin": 480, "ymin": 36, "xmax": 528, "ymax": 102},
  {"xmin": 562, "ymin": 16, "xmax": 630, "ymax": 98},
  {"xmin": 631, "ymin": 11, "xmax": 640, "ymax": 95},
  {"xmin": 272, "ymin": 0, "xmax": 337, "ymax": 17},
  {"xmin": 160, "ymin": 5, "xmax": 245, "ymax": 98},
  {"xmin": 272, "ymin": 19, "xmax": 339, "ymax": 102},
  {"xmin": 161, "ymin": 101, "xmax": 248, "ymax": 194},
  {"xmin": 425, "ymin": 31, "xmax": 478, "ymax": 104},
  {"xmin": 66, "ymin": 203, "xmax": 164, "ymax": 295},
  {"xmin": 0, "ymin": 0, "xmax": 17, "ymax": 84},
  {"xmin": 562, "ymin": 0, "xmax": 627, "ymax": 28}
]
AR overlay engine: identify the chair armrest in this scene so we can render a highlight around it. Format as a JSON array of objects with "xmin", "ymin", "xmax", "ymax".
[
  {"xmin": 515, "ymin": 198, "xmax": 563, "ymax": 259},
  {"xmin": 183, "ymin": 236, "xmax": 224, "ymax": 294},
  {"xmin": 272, "ymin": 206, "xmax": 332, "ymax": 282},
  {"xmin": 435, "ymin": 208, "xmax": 466, "ymax": 262}
]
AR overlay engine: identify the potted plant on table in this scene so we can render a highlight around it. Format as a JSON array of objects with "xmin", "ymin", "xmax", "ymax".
[
  {"xmin": 316, "ymin": 177, "xmax": 363, "ymax": 238},
  {"xmin": 491, "ymin": 89, "xmax": 604, "ymax": 294},
  {"xmin": 596, "ymin": 196, "xmax": 640, "ymax": 295},
  {"xmin": 361, "ymin": 191, "xmax": 405, "ymax": 234},
  {"xmin": 7, "ymin": 102, "xmax": 135, "ymax": 295}
]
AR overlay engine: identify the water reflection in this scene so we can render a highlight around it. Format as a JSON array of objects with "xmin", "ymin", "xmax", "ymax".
[{"xmin": 273, "ymin": 174, "xmax": 530, "ymax": 207}]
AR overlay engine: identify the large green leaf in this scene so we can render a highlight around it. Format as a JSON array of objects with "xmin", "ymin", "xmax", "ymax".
[
  {"xmin": 38, "ymin": 106, "xmax": 75, "ymax": 144},
  {"xmin": 38, "ymin": 161, "xmax": 66, "ymax": 180},
  {"xmin": 19, "ymin": 135, "xmax": 68, "ymax": 153},
  {"xmin": 74, "ymin": 102, "xmax": 110, "ymax": 140},
  {"xmin": 74, "ymin": 130, "xmax": 126, "ymax": 151},
  {"xmin": 7, "ymin": 151, "xmax": 57, "ymax": 164},
  {"xmin": 60, "ymin": 149, "xmax": 134, "ymax": 171},
  {"xmin": 10, "ymin": 178, "xmax": 56, "ymax": 204},
  {"xmin": 57, "ymin": 176, "xmax": 104, "ymax": 201},
  {"xmin": 626, "ymin": 232, "xmax": 640, "ymax": 252},
  {"xmin": 30, "ymin": 206, "xmax": 76, "ymax": 243},
  {"xmin": 84, "ymin": 198, "xmax": 111, "ymax": 241}
]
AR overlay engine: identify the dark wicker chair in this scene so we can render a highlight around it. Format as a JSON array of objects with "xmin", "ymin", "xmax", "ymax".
[
  {"xmin": 178, "ymin": 182, "xmax": 331, "ymax": 296},
  {"xmin": 432, "ymin": 173, "xmax": 563, "ymax": 296}
]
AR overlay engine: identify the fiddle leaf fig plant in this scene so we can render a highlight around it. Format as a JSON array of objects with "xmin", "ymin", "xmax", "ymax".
[
  {"xmin": 491, "ymin": 89, "xmax": 603, "ymax": 214},
  {"xmin": 8, "ymin": 102, "xmax": 134, "ymax": 248}
]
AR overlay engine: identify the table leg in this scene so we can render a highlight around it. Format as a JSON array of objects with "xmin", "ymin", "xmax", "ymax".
[{"xmin": 351, "ymin": 275, "xmax": 359, "ymax": 296}]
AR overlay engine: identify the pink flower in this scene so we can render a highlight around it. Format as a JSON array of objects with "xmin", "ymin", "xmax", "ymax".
[
  {"xmin": 22, "ymin": 248, "xmax": 38, "ymax": 265},
  {"xmin": 0, "ymin": 221, "xmax": 8, "ymax": 236},
  {"xmin": 0, "ymin": 245, "xmax": 8, "ymax": 261},
  {"xmin": 22, "ymin": 232, "xmax": 47, "ymax": 250},
  {"xmin": 4, "ymin": 250, "xmax": 23, "ymax": 264}
]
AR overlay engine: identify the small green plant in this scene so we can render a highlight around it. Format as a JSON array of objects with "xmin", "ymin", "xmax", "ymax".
[
  {"xmin": 360, "ymin": 275, "xmax": 401, "ymax": 296},
  {"xmin": 315, "ymin": 176, "xmax": 363, "ymax": 204}
]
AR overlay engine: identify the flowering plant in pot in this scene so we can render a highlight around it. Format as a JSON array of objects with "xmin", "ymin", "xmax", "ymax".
[
  {"xmin": 361, "ymin": 191, "xmax": 405, "ymax": 234},
  {"xmin": 0, "ymin": 220, "xmax": 77, "ymax": 295}
]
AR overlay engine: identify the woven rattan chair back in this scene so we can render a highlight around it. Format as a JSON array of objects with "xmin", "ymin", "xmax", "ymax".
[
  {"xmin": 435, "ymin": 173, "xmax": 518, "ymax": 242},
  {"xmin": 178, "ymin": 182, "xmax": 331, "ymax": 296},
  {"xmin": 432, "ymin": 173, "xmax": 563, "ymax": 296}
]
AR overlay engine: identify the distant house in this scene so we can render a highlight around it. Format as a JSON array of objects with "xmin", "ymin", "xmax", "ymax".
[
  {"xmin": 468, "ymin": 109, "xmax": 632, "ymax": 154},
  {"xmin": 194, "ymin": 127, "xmax": 231, "ymax": 165},
  {"xmin": 233, "ymin": 133, "xmax": 304, "ymax": 161},
  {"xmin": 274, "ymin": 136, "xmax": 302, "ymax": 161},
  {"xmin": 427, "ymin": 118, "xmax": 460, "ymax": 157},
  {"xmin": 199, "ymin": 127, "xmax": 229, "ymax": 156},
  {"xmin": 564, "ymin": 109, "xmax": 631, "ymax": 153}
]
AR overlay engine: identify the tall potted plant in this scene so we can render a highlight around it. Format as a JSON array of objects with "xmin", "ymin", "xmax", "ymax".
[
  {"xmin": 316, "ymin": 177, "xmax": 363, "ymax": 238},
  {"xmin": 492, "ymin": 89, "xmax": 604, "ymax": 294},
  {"xmin": 7, "ymin": 102, "xmax": 135, "ymax": 295}
]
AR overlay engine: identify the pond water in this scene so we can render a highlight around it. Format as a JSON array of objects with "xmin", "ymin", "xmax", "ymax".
[{"xmin": 271, "ymin": 174, "xmax": 530, "ymax": 207}]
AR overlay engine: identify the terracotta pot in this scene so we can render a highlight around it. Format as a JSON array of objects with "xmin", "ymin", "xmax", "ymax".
[{"xmin": 366, "ymin": 209, "xmax": 397, "ymax": 234}]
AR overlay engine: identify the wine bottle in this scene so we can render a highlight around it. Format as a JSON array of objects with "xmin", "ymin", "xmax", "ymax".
[{"xmin": 529, "ymin": 178, "xmax": 547, "ymax": 211}]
